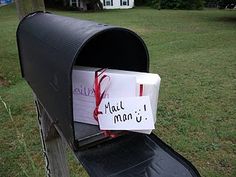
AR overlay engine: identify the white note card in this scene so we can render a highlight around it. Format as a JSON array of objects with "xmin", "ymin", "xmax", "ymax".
[{"xmin": 98, "ymin": 96, "xmax": 155, "ymax": 130}]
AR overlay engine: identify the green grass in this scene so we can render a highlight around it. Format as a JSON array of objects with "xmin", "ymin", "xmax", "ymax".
[{"xmin": 1, "ymin": 4, "xmax": 236, "ymax": 177}]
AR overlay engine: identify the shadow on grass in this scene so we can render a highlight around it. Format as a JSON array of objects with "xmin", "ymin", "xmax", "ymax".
[{"xmin": 214, "ymin": 16, "xmax": 236, "ymax": 23}]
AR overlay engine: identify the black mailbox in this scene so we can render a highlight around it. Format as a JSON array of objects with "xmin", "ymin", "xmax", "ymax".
[
  {"xmin": 17, "ymin": 12, "xmax": 201, "ymax": 177},
  {"xmin": 17, "ymin": 12, "xmax": 149, "ymax": 150}
]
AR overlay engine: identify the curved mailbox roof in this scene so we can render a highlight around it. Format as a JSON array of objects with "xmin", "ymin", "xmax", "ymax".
[{"xmin": 17, "ymin": 12, "xmax": 149, "ymax": 149}]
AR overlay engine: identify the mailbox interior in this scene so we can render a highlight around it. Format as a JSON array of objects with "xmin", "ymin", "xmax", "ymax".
[{"xmin": 73, "ymin": 29, "xmax": 149, "ymax": 147}]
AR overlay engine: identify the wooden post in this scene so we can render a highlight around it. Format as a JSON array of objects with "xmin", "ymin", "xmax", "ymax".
[
  {"xmin": 34, "ymin": 97, "xmax": 70, "ymax": 177},
  {"xmin": 15, "ymin": 1, "xmax": 70, "ymax": 176}
]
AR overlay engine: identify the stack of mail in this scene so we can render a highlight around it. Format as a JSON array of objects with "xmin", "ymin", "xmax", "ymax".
[{"xmin": 72, "ymin": 66, "xmax": 161, "ymax": 134}]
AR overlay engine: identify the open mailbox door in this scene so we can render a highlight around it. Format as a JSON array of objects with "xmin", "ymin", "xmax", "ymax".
[
  {"xmin": 77, "ymin": 134, "xmax": 200, "ymax": 177},
  {"xmin": 17, "ymin": 12, "xmax": 201, "ymax": 177}
]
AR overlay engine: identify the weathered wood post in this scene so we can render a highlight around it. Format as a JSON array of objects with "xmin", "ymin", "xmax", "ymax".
[
  {"xmin": 34, "ymin": 96, "xmax": 70, "ymax": 177},
  {"xmin": 15, "ymin": 1, "xmax": 70, "ymax": 176}
]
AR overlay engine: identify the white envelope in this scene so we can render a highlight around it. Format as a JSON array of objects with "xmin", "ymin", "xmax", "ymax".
[
  {"xmin": 72, "ymin": 66, "xmax": 136, "ymax": 125},
  {"xmin": 105, "ymin": 69, "xmax": 161, "ymax": 134},
  {"xmin": 72, "ymin": 66, "xmax": 161, "ymax": 134}
]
